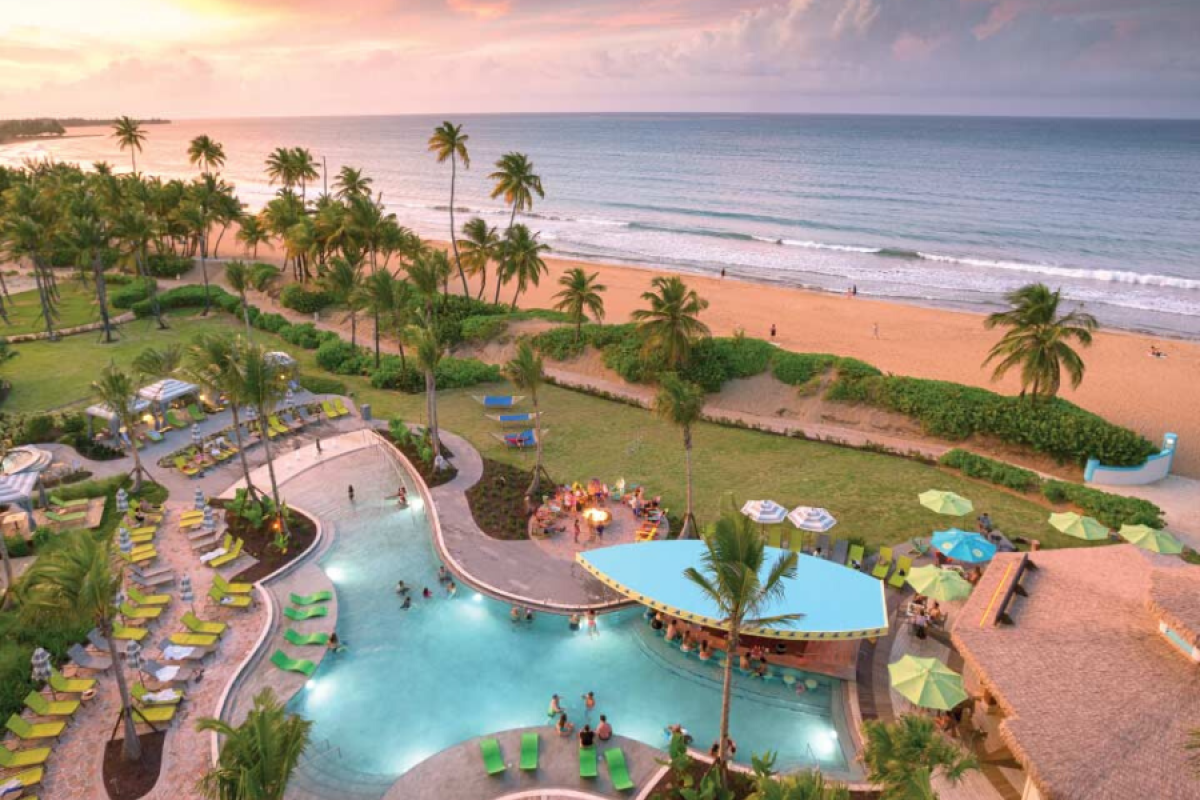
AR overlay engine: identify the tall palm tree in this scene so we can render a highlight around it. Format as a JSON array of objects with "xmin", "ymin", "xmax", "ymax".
[
  {"xmin": 291, "ymin": 148, "xmax": 319, "ymax": 205},
  {"xmin": 428, "ymin": 121, "xmax": 471, "ymax": 295},
  {"xmin": 235, "ymin": 338, "xmax": 292, "ymax": 538},
  {"xmin": 503, "ymin": 341, "xmax": 548, "ymax": 495},
  {"xmin": 458, "ymin": 217, "xmax": 500, "ymax": 301},
  {"xmin": 176, "ymin": 199, "xmax": 214, "ymax": 313},
  {"xmin": 489, "ymin": 152, "xmax": 544, "ymax": 231},
  {"xmin": 264, "ymin": 148, "xmax": 296, "ymax": 192},
  {"xmin": 414, "ymin": 325, "xmax": 444, "ymax": 460},
  {"xmin": 64, "ymin": 206, "xmax": 117, "ymax": 343},
  {"xmin": 92, "ymin": 364, "xmax": 151, "ymax": 490},
  {"xmin": 631, "ymin": 276, "xmax": 711, "ymax": 370},
  {"xmin": 360, "ymin": 267, "xmax": 398, "ymax": 368},
  {"xmin": 223, "ymin": 261, "xmax": 255, "ymax": 333},
  {"xmin": 184, "ymin": 332, "xmax": 259, "ymax": 499},
  {"xmin": 387, "ymin": 278, "xmax": 417, "ymax": 371},
  {"xmin": 654, "ymin": 374, "xmax": 704, "ymax": 538},
  {"xmin": 498, "ymin": 224, "xmax": 549, "ymax": 308},
  {"xmin": 19, "ymin": 534, "xmax": 144, "ymax": 760},
  {"xmin": 861, "ymin": 715, "xmax": 978, "ymax": 800},
  {"xmin": 132, "ymin": 343, "xmax": 183, "ymax": 380},
  {"xmin": 333, "ymin": 166, "xmax": 372, "ymax": 199},
  {"xmin": 983, "ymin": 283, "xmax": 1098, "ymax": 400},
  {"xmin": 0, "ymin": 203, "xmax": 59, "ymax": 339},
  {"xmin": 552, "ymin": 267, "xmax": 606, "ymax": 342},
  {"xmin": 322, "ymin": 253, "xmax": 366, "ymax": 347},
  {"xmin": 406, "ymin": 249, "xmax": 448, "ymax": 322},
  {"xmin": 187, "ymin": 135, "xmax": 226, "ymax": 176},
  {"xmin": 111, "ymin": 116, "xmax": 146, "ymax": 174},
  {"xmin": 112, "ymin": 205, "xmax": 167, "ymax": 329},
  {"xmin": 195, "ymin": 688, "xmax": 312, "ymax": 800},
  {"xmin": 236, "ymin": 214, "xmax": 269, "ymax": 259},
  {"xmin": 683, "ymin": 512, "xmax": 800, "ymax": 776}
]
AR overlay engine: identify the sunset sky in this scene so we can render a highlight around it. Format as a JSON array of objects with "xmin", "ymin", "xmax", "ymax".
[{"xmin": 1, "ymin": 0, "xmax": 1197, "ymax": 118}]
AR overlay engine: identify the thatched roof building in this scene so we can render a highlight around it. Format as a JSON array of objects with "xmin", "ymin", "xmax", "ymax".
[{"xmin": 952, "ymin": 545, "xmax": 1200, "ymax": 800}]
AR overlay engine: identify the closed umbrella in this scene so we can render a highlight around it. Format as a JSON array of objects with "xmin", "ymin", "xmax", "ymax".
[
  {"xmin": 118, "ymin": 527, "xmax": 133, "ymax": 556},
  {"xmin": 889, "ymin": 655, "xmax": 968, "ymax": 711},
  {"xmin": 191, "ymin": 423, "xmax": 202, "ymax": 447},
  {"xmin": 180, "ymin": 575, "xmax": 194, "ymax": 614},
  {"xmin": 125, "ymin": 638, "xmax": 144, "ymax": 684},
  {"xmin": 285, "ymin": 388, "xmax": 295, "ymax": 409},
  {"xmin": 787, "ymin": 506, "xmax": 837, "ymax": 533},
  {"xmin": 1049, "ymin": 512, "xmax": 1108, "ymax": 541},
  {"xmin": 906, "ymin": 565, "xmax": 973, "ymax": 602},
  {"xmin": 116, "ymin": 488, "xmax": 129, "ymax": 515},
  {"xmin": 919, "ymin": 490, "xmax": 973, "ymax": 516},
  {"xmin": 932, "ymin": 529, "xmax": 996, "ymax": 564},
  {"xmin": 203, "ymin": 504, "xmax": 215, "ymax": 530},
  {"xmin": 1120, "ymin": 524, "xmax": 1183, "ymax": 554},
  {"xmin": 31, "ymin": 647, "xmax": 52, "ymax": 698},
  {"xmin": 193, "ymin": 488, "xmax": 205, "ymax": 511}
]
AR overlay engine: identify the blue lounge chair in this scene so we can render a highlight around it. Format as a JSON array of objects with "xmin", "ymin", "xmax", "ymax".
[
  {"xmin": 474, "ymin": 395, "xmax": 523, "ymax": 409},
  {"xmin": 486, "ymin": 411, "xmax": 541, "ymax": 425},
  {"xmin": 491, "ymin": 429, "xmax": 542, "ymax": 449}
]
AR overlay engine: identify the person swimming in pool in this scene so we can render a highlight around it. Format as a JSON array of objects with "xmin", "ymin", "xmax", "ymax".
[{"xmin": 549, "ymin": 694, "xmax": 565, "ymax": 716}]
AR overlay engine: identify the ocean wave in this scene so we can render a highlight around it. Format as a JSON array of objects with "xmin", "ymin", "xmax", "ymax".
[{"xmin": 914, "ymin": 252, "xmax": 1200, "ymax": 291}]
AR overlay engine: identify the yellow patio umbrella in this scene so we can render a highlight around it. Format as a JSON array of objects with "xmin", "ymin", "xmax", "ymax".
[
  {"xmin": 888, "ymin": 655, "xmax": 968, "ymax": 711},
  {"xmin": 906, "ymin": 564, "xmax": 973, "ymax": 602},
  {"xmin": 1048, "ymin": 512, "xmax": 1108, "ymax": 541},
  {"xmin": 918, "ymin": 490, "xmax": 973, "ymax": 516},
  {"xmin": 1119, "ymin": 524, "xmax": 1183, "ymax": 554}
]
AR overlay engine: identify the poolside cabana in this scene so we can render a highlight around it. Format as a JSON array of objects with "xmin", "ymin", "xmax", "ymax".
[
  {"xmin": 951, "ymin": 546, "xmax": 1200, "ymax": 800},
  {"xmin": 138, "ymin": 379, "xmax": 200, "ymax": 427},
  {"xmin": 85, "ymin": 398, "xmax": 151, "ymax": 440},
  {"xmin": 0, "ymin": 471, "xmax": 44, "ymax": 531}
]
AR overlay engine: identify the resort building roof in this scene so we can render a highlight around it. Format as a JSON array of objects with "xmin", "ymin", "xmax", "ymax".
[
  {"xmin": 576, "ymin": 541, "xmax": 889, "ymax": 640},
  {"xmin": 951, "ymin": 545, "xmax": 1200, "ymax": 800},
  {"xmin": 137, "ymin": 378, "xmax": 199, "ymax": 405}
]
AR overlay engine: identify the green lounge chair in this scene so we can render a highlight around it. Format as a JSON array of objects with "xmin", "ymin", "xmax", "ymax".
[
  {"xmin": 268, "ymin": 415, "xmax": 290, "ymax": 435},
  {"xmin": 6, "ymin": 714, "xmax": 66, "ymax": 741},
  {"xmin": 25, "ymin": 691, "xmax": 79, "ymax": 718},
  {"xmin": 766, "ymin": 528, "xmax": 782, "ymax": 548},
  {"xmin": 186, "ymin": 403, "xmax": 206, "ymax": 422},
  {"xmin": 209, "ymin": 585, "xmax": 251, "ymax": 609},
  {"xmin": 284, "ymin": 605, "xmax": 329, "ymax": 621},
  {"xmin": 214, "ymin": 573, "xmax": 252, "ymax": 594},
  {"xmin": 333, "ymin": 397, "xmax": 352, "ymax": 417},
  {"xmin": 44, "ymin": 509, "xmax": 87, "ymax": 523},
  {"xmin": 321, "ymin": 400, "xmax": 342, "ymax": 419},
  {"xmin": 888, "ymin": 556, "xmax": 913, "ymax": 590},
  {"xmin": 165, "ymin": 409, "xmax": 188, "ymax": 429},
  {"xmin": 1, "ymin": 766, "xmax": 42, "ymax": 793},
  {"xmin": 0, "ymin": 741, "xmax": 51, "ymax": 769},
  {"xmin": 128, "ymin": 587, "xmax": 170, "ymax": 607},
  {"xmin": 579, "ymin": 745, "xmax": 598, "ymax": 779},
  {"xmin": 208, "ymin": 538, "xmax": 244, "ymax": 569},
  {"xmin": 289, "ymin": 591, "xmax": 333, "ymax": 606},
  {"xmin": 284, "ymin": 629, "xmax": 330, "ymax": 647},
  {"xmin": 174, "ymin": 456, "xmax": 201, "ymax": 477},
  {"xmin": 49, "ymin": 668, "xmax": 95, "ymax": 694},
  {"xmin": 49, "ymin": 494, "xmax": 89, "ymax": 510},
  {"xmin": 270, "ymin": 650, "xmax": 316, "ymax": 677},
  {"xmin": 131, "ymin": 704, "xmax": 177, "ymax": 724},
  {"xmin": 871, "ymin": 546, "xmax": 893, "ymax": 580},
  {"xmin": 847, "ymin": 544, "xmax": 865, "ymax": 570},
  {"xmin": 120, "ymin": 548, "xmax": 157, "ymax": 566},
  {"xmin": 182, "ymin": 611, "xmax": 227, "ymax": 636},
  {"xmin": 169, "ymin": 631, "xmax": 218, "ymax": 648},
  {"xmin": 145, "ymin": 428, "xmax": 165, "ymax": 443},
  {"xmin": 120, "ymin": 601, "xmax": 163, "ymax": 621},
  {"xmin": 480, "ymin": 737, "xmax": 505, "ymax": 775},
  {"xmin": 520, "ymin": 732, "xmax": 539, "ymax": 771},
  {"xmin": 112, "ymin": 623, "xmax": 149, "ymax": 642},
  {"xmin": 605, "ymin": 747, "xmax": 635, "ymax": 791},
  {"xmin": 131, "ymin": 684, "xmax": 183, "ymax": 706}
]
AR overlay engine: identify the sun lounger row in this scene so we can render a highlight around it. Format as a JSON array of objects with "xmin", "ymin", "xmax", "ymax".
[{"xmin": 477, "ymin": 734, "xmax": 634, "ymax": 791}]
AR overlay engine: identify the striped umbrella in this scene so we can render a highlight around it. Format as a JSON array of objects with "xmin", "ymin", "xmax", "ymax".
[
  {"xmin": 179, "ymin": 575, "xmax": 194, "ymax": 614},
  {"xmin": 1048, "ymin": 512, "xmax": 1108, "ymax": 541},
  {"xmin": 191, "ymin": 423, "xmax": 202, "ymax": 446},
  {"xmin": 741, "ymin": 499, "xmax": 788, "ymax": 525},
  {"xmin": 118, "ymin": 527, "xmax": 133, "ymax": 555},
  {"xmin": 203, "ymin": 505, "xmax": 216, "ymax": 533},
  {"xmin": 31, "ymin": 647, "xmax": 53, "ymax": 698},
  {"xmin": 1120, "ymin": 524, "xmax": 1183, "ymax": 555},
  {"xmin": 116, "ymin": 488, "xmax": 129, "ymax": 515},
  {"xmin": 125, "ymin": 639, "xmax": 144, "ymax": 683},
  {"xmin": 285, "ymin": 388, "xmax": 295, "ymax": 408},
  {"xmin": 787, "ymin": 506, "xmax": 837, "ymax": 533},
  {"xmin": 193, "ymin": 488, "xmax": 206, "ymax": 511}
]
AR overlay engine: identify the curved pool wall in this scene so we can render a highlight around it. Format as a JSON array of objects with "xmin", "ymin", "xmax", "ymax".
[{"xmin": 283, "ymin": 445, "xmax": 851, "ymax": 795}]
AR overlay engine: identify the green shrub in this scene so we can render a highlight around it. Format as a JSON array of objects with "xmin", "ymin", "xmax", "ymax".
[
  {"xmin": 3, "ymin": 535, "xmax": 30, "ymax": 557},
  {"xmin": 437, "ymin": 357, "xmax": 502, "ymax": 389},
  {"xmin": 297, "ymin": 375, "xmax": 347, "ymax": 395},
  {"xmin": 461, "ymin": 315, "xmax": 509, "ymax": 343},
  {"xmin": 772, "ymin": 352, "xmax": 838, "ymax": 386},
  {"xmin": 51, "ymin": 472, "xmax": 129, "ymax": 501},
  {"xmin": 939, "ymin": 449, "xmax": 1041, "ymax": 493},
  {"xmin": 280, "ymin": 284, "xmax": 334, "ymax": 314},
  {"xmin": 1042, "ymin": 480, "xmax": 1164, "ymax": 528},
  {"xmin": 145, "ymin": 252, "xmax": 193, "ymax": 278},
  {"xmin": 255, "ymin": 312, "xmax": 289, "ymax": 333},
  {"xmin": 369, "ymin": 357, "xmax": 419, "ymax": 392},
  {"xmin": 109, "ymin": 277, "xmax": 156, "ymax": 309},
  {"xmin": 315, "ymin": 338, "xmax": 366, "ymax": 375},
  {"xmin": 279, "ymin": 322, "xmax": 325, "ymax": 350},
  {"xmin": 21, "ymin": 414, "xmax": 54, "ymax": 443},
  {"xmin": 531, "ymin": 326, "xmax": 589, "ymax": 360},
  {"xmin": 130, "ymin": 284, "xmax": 237, "ymax": 317}
]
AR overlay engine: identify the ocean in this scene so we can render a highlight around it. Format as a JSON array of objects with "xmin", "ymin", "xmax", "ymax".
[{"xmin": 3, "ymin": 113, "xmax": 1198, "ymax": 338}]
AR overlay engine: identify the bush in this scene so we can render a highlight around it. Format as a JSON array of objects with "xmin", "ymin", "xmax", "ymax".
[
  {"xmin": 3, "ymin": 535, "xmax": 30, "ymax": 557},
  {"xmin": 21, "ymin": 414, "xmax": 54, "ymax": 443},
  {"xmin": 255, "ymin": 312, "xmax": 289, "ymax": 334},
  {"xmin": 437, "ymin": 357, "xmax": 502, "ymax": 389},
  {"xmin": 145, "ymin": 252, "xmax": 193, "ymax": 278},
  {"xmin": 297, "ymin": 375, "xmax": 347, "ymax": 396},
  {"xmin": 280, "ymin": 322, "xmax": 324, "ymax": 350},
  {"xmin": 1042, "ymin": 480, "xmax": 1164, "ymax": 528},
  {"xmin": 130, "ymin": 284, "xmax": 237, "ymax": 317},
  {"xmin": 531, "ymin": 326, "xmax": 589, "ymax": 360},
  {"xmin": 109, "ymin": 277, "xmax": 156, "ymax": 309},
  {"xmin": 369, "ymin": 357, "xmax": 419, "ymax": 392},
  {"xmin": 461, "ymin": 315, "xmax": 509, "ymax": 343},
  {"xmin": 66, "ymin": 433, "xmax": 124, "ymax": 461},
  {"xmin": 939, "ymin": 449, "xmax": 1041, "ymax": 493},
  {"xmin": 772, "ymin": 352, "xmax": 837, "ymax": 386},
  {"xmin": 315, "ymin": 338, "xmax": 366, "ymax": 375},
  {"xmin": 51, "ymin": 473, "xmax": 128, "ymax": 501},
  {"xmin": 280, "ymin": 284, "xmax": 334, "ymax": 314}
]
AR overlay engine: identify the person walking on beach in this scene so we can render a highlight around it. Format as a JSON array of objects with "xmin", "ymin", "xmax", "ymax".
[
  {"xmin": 770, "ymin": 324, "xmax": 777, "ymax": 340},
  {"xmin": 315, "ymin": 437, "xmax": 322, "ymax": 456},
  {"xmin": 872, "ymin": 322, "xmax": 879, "ymax": 339},
  {"xmin": 720, "ymin": 267, "xmax": 726, "ymax": 279}
]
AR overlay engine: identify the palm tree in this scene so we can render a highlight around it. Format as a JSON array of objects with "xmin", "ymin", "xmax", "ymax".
[
  {"xmin": 64, "ymin": 205, "xmax": 116, "ymax": 343},
  {"xmin": 112, "ymin": 206, "xmax": 167, "ymax": 329},
  {"xmin": 111, "ymin": 116, "xmax": 146, "ymax": 174},
  {"xmin": 861, "ymin": 715, "xmax": 978, "ymax": 800},
  {"xmin": 291, "ymin": 148, "xmax": 319, "ymax": 205},
  {"xmin": 553, "ymin": 267, "xmax": 606, "ymax": 342},
  {"xmin": 458, "ymin": 217, "xmax": 500, "ymax": 301},
  {"xmin": 0, "ymin": 204, "xmax": 59, "ymax": 339},
  {"xmin": 360, "ymin": 267, "xmax": 398, "ymax": 368},
  {"xmin": 654, "ymin": 374, "xmax": 704, "ymax": 538},
  {"xmin": 236, "ymin": 214, "xmax": 269, "ymax": 259},
  {"xmin": 414, "ymin": 325, "xmax": 444, "ymax": 460},
  {"xmin": 187, "ymin": 135, "xmax": 226, "ymax": 176},
  {"xmin": 184, "ymin": 332, "xmax": 259, "ymax": 499},
  {"xmin": 406, "ymin": 249, "xmax": 448, "ymax": 322},
  {"xmin": 19, "ymin": 533, "xmax": 143, "ymax": 759},
  {"xmin": 223, "ymin": 261, "xmax": 255, "ymax": 333},
  {"xmin": 503, "ymin": 341, "xmax": 548, "ymax": 495},
  {"xmin": 983, "ymin": 283, "xmax": 1098, "ymax": 400},
  {"xmin": 235, "ymin": 338, "xmax": 292, "ymax": 538},
  {"xmin": 489, "ymin": 152, "xmax": 544, "ymax": 231},
  {"xmin": 428, "ymin": 122, "xmax": 471, "ymax": 295},
  {"xmin": 748, "ymin": 769, "xmax": 850, "ymax": 800},
  {"xmin": 176, "ymin": 199, "xmax": 214, "ymax": 313},
  {"xmin": 322, "ymin": 254, "xmax": 366, "ymax": 347},
  {"xmin": 264, "ymin": 148, "xmax": 296, "ymax": 192},
  {"xmin": 631, "ymin": 276, "xmax": 711, "ymax": 370},
  {"xmin": 498, "ymin": 224, "xmax": 549, "ymax": 308},
  {"xmin": 333, "ymin": 166, "xmax": 372, "ymax": 199},
  {"xmin": 387, "ymin": 278, "xmax": 417, "ymax": 371},
  {"xmin": 132, "ymin": 343, "xmax": 183, "ymax": 380},
  {"xmin": 195, "ymin": 688, "xmax": 312, "ymax": 800},
  {"xmin": 683, "ymin": 512, "xmax": 800, "ymax": 777},
  {"xmin": 92, "ymin": 364, "xmax": 151, "ymax": 490}
]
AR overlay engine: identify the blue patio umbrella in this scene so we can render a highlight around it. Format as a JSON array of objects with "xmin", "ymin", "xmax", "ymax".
[{"xmin": 931, "ymin": 529, "xmax": 997, "ymax": 564}]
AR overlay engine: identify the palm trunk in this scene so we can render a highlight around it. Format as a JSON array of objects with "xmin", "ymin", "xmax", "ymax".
[
  {"xmin": 476, "ymin": 263, "xmax": 487, "ymax": 301},
  {"xmin": 449, "ymin": 158, "xmax": 469, "ymax": 296},
  {"xmin": 33, "ymin": 262, "xmax": 56, "ymax": 340},
  {"xmin": 717, "ymin": 622, "xmax": 739, "ymax": 777},
  {"xmin": 682, "ymin": 426, "xmax": 694, "ymax": 538},
  {"xmin": 239, "ymin": 290, "xmax": 252, "ymax": 334},
  {"xmin": 350, "ymin": 312, "xmax": 357, "ymax": 349},
  {"xmin": 138, "ymin": 249, "xmax": 167, "ymax": 330},
  {"xmin": 93, "ymin": 255, "xmax": 114, "ymax": 343},
  {"xmin": 0, "ymin": 269, "xmax": 10, "ymax": 297},
  {"xmin": 575, "ymin": 317, "xmax": 582, "ymax": 343},
  {"xmin": 529, "ymin": 392, "xmax": 543, "ymax": 496},
  {"xmin": 102, "ymin": 617, "xmax": 143, "ymax": 761},
  {"xmin": 128, "ymin": 434, "xmax": 147, "ymax": 493},
  {"xmin": 213, "ymin": 224, "xmax": 228, "ymax": 258},
  {"xmin": 0, "ymin": 536, "xmax": 13, "ymax": 603},
  {"xmin": 425, "ymin": 371, "xmax": 441, "ymax": 458},
  {"xmin": 373, "ymin": 310, "xmax": 381, "ymax": 368},
  {"xmin": 131, "ymin": 150, "xmax": 137, "ymax": 175},
  {"xmin": 493, "ymin": 274, "xmax": 503, "ymax": 305},
  {"xmin": 508, "ymin": 202, "xmax": 518, "ymax": 231},
  {"xmin": 259, "ymin": 410, "xmax": 290, "ymax": 537},
  {"xmin": 199, "ymin": 231, "xmax": 212, "ymax": 315},
  {"xmin": 511, "ymin": 283, "xmax": 521, "ymax": 310},
  {"xmin": 229, "ymin": 406, "xmax": 257, "ymax": 500},
  {"xmin": 397, "ymin": 337, "xmax": 406, "ymax": 371}
]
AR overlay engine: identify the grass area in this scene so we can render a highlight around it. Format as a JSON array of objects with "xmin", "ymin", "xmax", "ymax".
[
  {"xmin": 2, "ymin": 309, "xmax": 1083, "ymax": 551},
  {"xmin": 3, "ymin": 280, "xmax": 102, "ymax": 336}
]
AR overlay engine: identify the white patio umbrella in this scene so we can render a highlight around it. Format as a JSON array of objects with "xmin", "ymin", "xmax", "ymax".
[
  {"xmin": 31, "ymin": 647, "xmax": 52, "ymax": 697},
  {"xmin": 115, "ymin": 487, "xmax": 129, "ymax": 515},
  {"xmin": 741, "ymin": 500, "xmax": 788, "ymax": 531},
  {"xmin": 203, "ymin": 505, "xmax": 215, "ymax": 533},
  {"xmin": 787, "ymin": 506, "xmax": 837, "ymax": 533},
  {"xmin": 179, "ymin": 575, "xmax": 194, "ymax": 614},
  {"xmin": 191, "ymin": 423, "xmax": 202, "ymax": 447},
  {"xmin": 118, "ymin": 527, "xmax": 133, "ymax": 555}
]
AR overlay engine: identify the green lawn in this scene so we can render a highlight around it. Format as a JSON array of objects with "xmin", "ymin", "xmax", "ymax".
[
  {"xmin": 2, "ymin": 309, "xmax": 1081, "ymax": 551},
  {"xmin": 3, "ymin": 281, "xmax": 103, "ymax": 336}
]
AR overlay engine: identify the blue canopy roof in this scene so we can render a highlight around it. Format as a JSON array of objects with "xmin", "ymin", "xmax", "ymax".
[{"xmin": 577, "ymin": 541, "xmax": 888, "ymax": 640}]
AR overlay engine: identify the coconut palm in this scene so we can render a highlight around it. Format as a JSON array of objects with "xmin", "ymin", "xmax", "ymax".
[
  {"xmin": 234, "ymin": 338, "xmax": 293, "ymax": 539},
  {"xmin": 414, "ymin": 325, "xmax": 444, "ymax": 460},
  {"xmin": 236, "ymin": 214, "xmax": 269, "ymax": 259},
  {"xmin": 264, "ymin": 148, "xmax": 295, "ymax": 192},
  {"xmin": 112, "ymin": 205, "xmax": 167, "ymax": 329},
  {"xmin": 360, "ymin": 267, "xmax": 398, "ymax": 368},
  {"xmin": 187, "ymin": 135, "xmax": 226, "ymax": 176},
  {"xmin": 387, "ymin": 278, "xmax": 417, "ymax": 371},
  {"xmin": 223, "ymin": 260, "xmax": 256, "ymax": 333},
  {"xmin": 503, "ymin": 341, "xmax": 548, "ymax": 495},
  {"xmin": 176, "ymin": 199, "xmax": 215, "ymax": 314},
  {"xmin": 683, "ymin": 512, "xmax": 800, "ymax": 777},
  {"xmin": 111, "ymin": 116, "xmax": 146, "ymax": 174},
  {"xmin": 654, "ymin": 374, "xmax": 704, "ymax": 538},
  {"xmin": 983, "ymin": 283, "xmax": 1098, "ymax": 400},
  {"xmin": 92, "ymin": 364, "xmax": 151, "ymax": 490},
  {"xmin": 184, "ymin": 332, "xmax": 259, "ymax": 498},
  {"xmin": 552, "ymin": 267, "xmax": 606, "ymax": 342},
  {"xmin": 406, "ymin": 249, "xmax": 448, "ymax": 322},
  {"xmin": 861, "ymin": 715, "xmax": 978, "ymax": 800},
  {"xmin": 333, "ymin": 166, "xmax": 373, "ymax": 199},
  {"xmin": 0, "ymin": 199, "xmax": 59, "ymax": 339},
  {"xmin": 63, "ymin": 204, "xmax": 116, "ymax": 343},
  {"xmin": 18, "ymin": 534, "xmax": 144, "ymax": 760},
  {"xmin": 195, "ymin": 688, "xmax": 312, "ymax": 800},
  {"xmin": 631, "ymin": 276, "xmax": 711, "ymax": 370},
  {"xmin": 458, "ymin": 217, "xmax": 500, "ymax": 300},
  {"xmin": 132, "ymin": 343, "xmax": 182, "ymax": 380},
  {"xmin": 497, "ymin": 224, "xmax": 549, "ymax": 308},
  {"xmin": 291, "ymin": 148, "xmax": 320, "ymax": 205},
  {"xmin": 489, "ymin": 152, "xmax": 544, "ymax": 230},
  {"xmin": 322, "ymin": 253, "xmax": 366, "ymax": 348},
  {"xmin": 428, "ymin": 121, "xmax": 471, "ymax": 295}
]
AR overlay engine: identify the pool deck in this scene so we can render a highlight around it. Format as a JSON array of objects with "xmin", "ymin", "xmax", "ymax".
[{"xmin": 381, "ymin": 728, "xmax": 665, "ymax": 800}]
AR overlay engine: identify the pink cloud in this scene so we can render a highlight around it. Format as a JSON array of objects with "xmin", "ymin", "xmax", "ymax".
[{"xmin": 447, "ymin": 0, "xmax": 511, "ymax": 20}]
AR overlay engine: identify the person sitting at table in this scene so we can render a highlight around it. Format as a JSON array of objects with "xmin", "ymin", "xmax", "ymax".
[{"xmin": 665, "ymin": 620, "xmax": 680, "ymax": 642}]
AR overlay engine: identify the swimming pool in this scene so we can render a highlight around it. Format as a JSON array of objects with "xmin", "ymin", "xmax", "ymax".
[{"xmin": 284, "ymin": 448, "xmax": 849, "ymax": 788}]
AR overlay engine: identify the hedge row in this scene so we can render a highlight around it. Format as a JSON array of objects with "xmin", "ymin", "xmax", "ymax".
[
  {"xmin": 1042, "ymin": 480, "xmax": 1164, "ymax": 529},
  {"xmin": 280, "ymin": 284, "xmax": 334, "ymax": 314},
  {"xmin": 369, "ymin": 355, "xmax": 502, "ymax": 393},
  {"xmin": 938, "ymin": 449, "xmax": 1042, "ymax": 493},
  {"xmin": 110, "ymin": 277, "xmax": 156, "ymax": 309},
  {"xmin": 145, "ymin": 252, "xmax": 193, "ymax": 278}
]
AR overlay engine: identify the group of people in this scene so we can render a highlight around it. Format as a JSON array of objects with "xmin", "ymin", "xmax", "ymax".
[
  {"xmin": 908, "ymin": 594, "xmax": 947, "ymax": 639},
  {"xmin": 651, "ymin": 611, "xmax": 790, "ymax": 683},
  {"xmin": 394, "ymin": 566, "xmax": 457, "ymax": 609},
  {"xmin": 549, "ymin": 692, "xmax": 613, "ymax": 750}
]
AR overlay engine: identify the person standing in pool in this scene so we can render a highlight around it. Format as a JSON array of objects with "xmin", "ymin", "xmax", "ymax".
[
  {"xmin": 586, "ymin": 609, "xmax": 598, "ymax": 636},
  {"xmin": 423, "ymin": 587, "xmax": 433, "ymax": 599}
]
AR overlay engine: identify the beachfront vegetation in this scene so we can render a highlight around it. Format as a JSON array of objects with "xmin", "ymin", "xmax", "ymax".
[
  {"xmin": 938, "ymin": 449, "xmax": 1041, "ymax": 493},
  {"xmin": 187, "ymin": 134, "xmax": 226, "ymax": 177},
  {"xmin": 490, "ymin": 151, "xmax": 545, "ymax": 231},
  {"xmin": 632, "ymin": 275, "xmax": 711, "ymax": 370},
  {"xmin": 458, "ymin": 216, "xmax": 501, "ymax": 301},
  {"xmin": 1040, "ymin": 479, "xmax": 1163, "ymax": 528},
  {"xmin": 498, "ymin": 223, "xmax": 550, "ymax": 308},
  {"xmin": 552, "ymin": 266, "xmax": 607, "ymax": 342},
  {"xmin": 111, "ymin": 116, "xmax": 146, "ymax": 173},
  {"xmin": 503, "ymin": 341, "xmax": 548, "ymax": 494},
  {"xmin": 984, "ymin": 283, "xmax": 1098, "ymax": 401},
  {"xmin": 428, "ymin": 121, "xmax": 472, "ymax": 295},
  {"xmin": 860, "ymin": 715, "xmax": 978, "ymax": 800},
  {"xmin": 655, "ymin": 373, "xmax": 705, "ymax": 538},
  {"xmin": 196, "ymin": 687, "xmax": 312, "ymax": 800}
]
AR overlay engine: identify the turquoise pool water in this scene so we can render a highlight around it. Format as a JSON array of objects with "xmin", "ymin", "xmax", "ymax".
[{"xmin": 285, "ymin": 450, "xmax": 849, "ymax": 779}]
